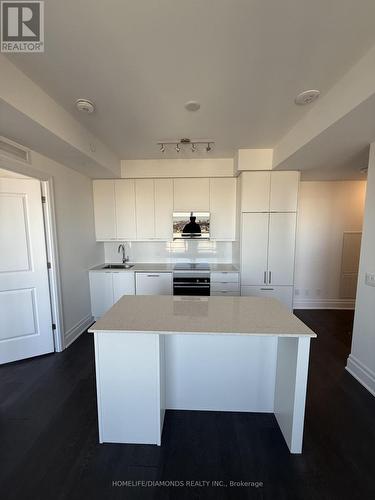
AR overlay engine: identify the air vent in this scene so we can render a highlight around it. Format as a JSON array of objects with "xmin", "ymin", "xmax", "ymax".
[{"xmin": 0, "ymin": 137, "xmax": 31, "ymax": 163}]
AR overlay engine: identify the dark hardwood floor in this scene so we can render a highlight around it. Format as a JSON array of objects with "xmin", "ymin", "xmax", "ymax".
[{"xmin": 1, "ymin": 310, "xmax": 374, "ymax": 500}]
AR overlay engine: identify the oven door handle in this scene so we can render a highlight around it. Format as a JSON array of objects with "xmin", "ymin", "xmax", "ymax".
[{"xmin": 173, "ymin": 284, "xmax": 210, "ymax": 288}]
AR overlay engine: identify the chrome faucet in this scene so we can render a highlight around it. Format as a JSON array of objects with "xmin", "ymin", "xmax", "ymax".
[{"xmin": 118, "ymin": 243, "xmax": 129, "ymax": 264}]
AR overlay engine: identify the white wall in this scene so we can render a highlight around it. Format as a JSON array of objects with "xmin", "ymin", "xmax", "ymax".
[
  {"xmin": 347, "ymin": 143, "xmax": 375, "ymax": 396},
  {"xmin": 104, "ymin": 240, "xmax": 233, "ymax": 264},
  {"xmin": 294, "ymin": 180, "xmax": 366, "ymax": 308},
  {"xmin": 0, "ymin": 151, "xmax": 104, "ymax": 348},
  {"xmin": 121, "ymin": 159, "xmax": 234, "ymax": 178}
]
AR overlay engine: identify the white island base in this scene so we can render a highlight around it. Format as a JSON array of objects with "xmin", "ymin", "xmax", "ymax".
[{"xmin": 90, "ymin": 296, "xmax": 316, "ymax": 454}]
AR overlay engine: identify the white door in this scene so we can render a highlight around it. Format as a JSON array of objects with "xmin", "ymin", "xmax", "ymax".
[
  {"xmin": 135, "ymin": 273, "xmax": 173, "ymax": 295},
  {"xmin": 270, "ymin": 171, "xmax": 299, "ymax": 212},
  {"xmin": 210, "ymin": 178, "xmax": 236, "ymax": 240},
  {"xmin": 135, "ymin": 179, "xmax": 155, "ymax": 239},
  {"xmin": 0, "ymin": 178, "xmax": 54, "ymax": 364},
  {"xmin": 241, "ymin": 213, "xmax": 269, "ymax": 285},
  {"xmin": 89, "ymin": 272, "xmax": 114, "ymax": 319},
  {"xmin": 113, "ymin": 272, "xmax": 135, "ymax": 302},
  {"xmin": 115, "ymin": 180, "xmax": 137, "ymax": 240},
  {"xmin": 93, "ymin": 180, "xmax": 116, "ymax": 240},
  {"xmin": 267, "ymin": 213, "xmax": 296, "ymax": 285}
]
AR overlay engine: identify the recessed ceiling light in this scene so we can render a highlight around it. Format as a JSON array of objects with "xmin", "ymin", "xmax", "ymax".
[
  {"xmin": 294, "ymin": 90, "xmax": 320, "ymax": 105},
  {"xmin": 75, "ymin": 99, "xmax": 95, "ymax": 113},
  {"xmin": 185, "ymin": 101, "xmax": 201, "ymax": 112}
]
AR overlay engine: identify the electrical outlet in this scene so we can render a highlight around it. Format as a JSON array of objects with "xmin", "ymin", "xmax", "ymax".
[{"xmin": 365, "ymin": 273, "xmax": 375, "ymax": 287}]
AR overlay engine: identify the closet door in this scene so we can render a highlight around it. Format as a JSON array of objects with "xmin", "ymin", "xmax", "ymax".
[
  {"xmin": 267, "ymin": 213, "xmax": 296, "ymax": 286},
  {"xmin": 240, "ymin": 213, "xmax": 269, "ymax": 286}
]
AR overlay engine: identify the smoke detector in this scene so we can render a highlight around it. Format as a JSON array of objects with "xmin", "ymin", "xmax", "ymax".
[
  {"xmin": 185, "ymin": 101, "xmax": 201, "ymax": 112},
  {"xmin": 294, "ymin": 90, "xmax": 320, "ymax": 105},
  {"xmin": 75, "ymin": 99, "xmax": 95, "ymax": 114}
]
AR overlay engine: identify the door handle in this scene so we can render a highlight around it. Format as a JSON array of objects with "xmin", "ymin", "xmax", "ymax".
[
  {"xmin": 269, "ymin": 271, "xmax": 271, "ymax": 284},
  {"xmin": 147, "ymin": 274, "xmax": 160, "ymax": 277},
  {"xmin": 264, "ymin": 271, "xmax": 267, "ymax": 284}
]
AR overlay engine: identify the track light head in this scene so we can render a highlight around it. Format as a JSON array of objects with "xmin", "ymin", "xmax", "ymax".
[
  {"xmin": 206, "ymin": 142, "xmax": 212, "ymax": 152},
  {"xmin": 191, "ymin": 143, "xmax": 197, "ymax": 153},
  {"xmin": 175, "ymin": 144, "xmax": 180, "ymax": 153},
  {"xmin": 160, "ymin": 143, "xmax": 165, "ymax": 153}
]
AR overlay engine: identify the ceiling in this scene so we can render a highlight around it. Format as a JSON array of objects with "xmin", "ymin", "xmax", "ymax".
[{"xmin": 5, "ymin": 0, "xmax": 375, "ymax": 166}]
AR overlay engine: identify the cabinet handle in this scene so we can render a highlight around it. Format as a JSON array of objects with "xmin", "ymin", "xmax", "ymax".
[
  {"xmin": 147, "ymin": 274, "xmax": 160, "ymax": 277},
  {"xmin": 264, "ymin": 271, "xmax": 267, "ymax": 284},
  {"xmin": 269, "ymin": 271, "xmax": 272, "ymax": 284},
  {"xmin": 261, "ymin": 288, "xmax": 274, "ymax": 291}
]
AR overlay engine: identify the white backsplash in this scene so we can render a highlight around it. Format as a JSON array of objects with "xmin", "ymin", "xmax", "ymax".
[{"xmin": 104, "ymin": 240, "xmax": 233, "ymax": 264}]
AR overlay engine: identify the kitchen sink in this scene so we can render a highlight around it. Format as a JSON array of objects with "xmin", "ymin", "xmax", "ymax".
[{"xmin": 103, "ymin": 264, "xmax": 134, "ymax": 269}]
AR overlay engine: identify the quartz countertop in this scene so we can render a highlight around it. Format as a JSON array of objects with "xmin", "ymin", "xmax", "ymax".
[
  {"xmin": 89, "ymin": 295, "xmax": 316, "ymax": 338},
  {"xmin": 89, "ymin": 263, "xmax": 239, "ymax": 273}
]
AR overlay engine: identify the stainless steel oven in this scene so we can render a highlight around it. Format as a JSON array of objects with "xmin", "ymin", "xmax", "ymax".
[{"xmin": 173, "ymin": 272, "xmax": 210, "ymax": 295}]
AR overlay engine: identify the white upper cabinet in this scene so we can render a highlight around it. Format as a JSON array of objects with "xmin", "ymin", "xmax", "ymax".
[
  {"xmin": 240, "ymin": 172, "xmax": 271, "ymax": 212},
  {"xmin": 240, "ymin": 171, "xmax": 299, "ymax": 212},
  {"xmin": 93, "ymin": 180, "xmax": 116, "ymax": 240},
  {"xmin": 209, "ymin": 178, "xmax": 236, "ymax": 240},
  {"xmin": 269, "ymin": 171, "xmax": 299, "ymax": 212},
  {"xmin": 115, "ymin": 180, "xmax": 137, "ymax": 240},
  {"xmin": 135, "ymin": 179, "xmax": 155, "ymax": 239},
  {"xmin": 173, "ymin": 178, "xmax": 210, "ymax": 211},
  {"xmin": 154, "ymin": 179, "xmax": 173, "ymax": 240},
  {"xmin": 267, "ymin": 212, "xmax": 296, "ymax": 286}
]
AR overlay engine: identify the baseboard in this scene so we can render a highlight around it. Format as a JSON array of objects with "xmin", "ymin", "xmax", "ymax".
[
  {"xmin": 64, "ymin": 313, "xmax": 93, "ymax": 349},
  {"xmin": 346, "ymin": 355, "xmax": 375, "ymax": 397},
  {"xmin": 293, "ymin": 299, "xmax": 355, "ymax": 310}
]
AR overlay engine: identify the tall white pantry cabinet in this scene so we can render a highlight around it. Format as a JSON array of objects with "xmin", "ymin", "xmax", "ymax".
[{"xmin": 239, "ymin": 171, "xmax": 299, "ymax": 310}]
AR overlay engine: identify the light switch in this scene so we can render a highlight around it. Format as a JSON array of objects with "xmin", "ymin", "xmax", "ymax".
[{"xmin": 365, "ymin": 273, "xmax": 375, "ymax": 287}]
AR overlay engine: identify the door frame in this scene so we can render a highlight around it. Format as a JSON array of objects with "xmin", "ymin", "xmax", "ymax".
[{"xmin": 0, "ymin": 156, "xmax": 65, "ymax": 352}]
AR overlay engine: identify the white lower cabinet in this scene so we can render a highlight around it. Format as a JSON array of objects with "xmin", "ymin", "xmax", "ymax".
[
  {"xmin": 210, "ymin": 271, "xmax": 240, "ymax": 296},
  {"xmin": 135, "ymin": 272, "xmax": 173, "ymax": 295},
  {"xmin": 89, "ymin": 271, "xmax": 135, "ymax": 319},
  {"xmin": 241, "ymin": 285, "xmax": 294, "ymax": 310},
  {"xmin": 112, "ymin": 272, "xmax": 136, "ymax": 302}
]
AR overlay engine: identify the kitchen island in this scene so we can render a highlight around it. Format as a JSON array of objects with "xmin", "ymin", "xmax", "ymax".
[{"xmin": 89, "ymin": 295, "xmax": 316, "ymax": 453}]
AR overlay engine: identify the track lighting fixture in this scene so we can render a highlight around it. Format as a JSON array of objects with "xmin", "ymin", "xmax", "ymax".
[{"xmin": 157, "ymin": 139, "xmax": 214, "ymax": 154}]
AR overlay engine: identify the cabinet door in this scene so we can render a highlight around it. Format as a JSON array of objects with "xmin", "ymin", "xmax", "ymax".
[
  {"xmin": 113, "ymin": 272, "xmax": 135, "ymax": 302},
  {"xmin": 155, "ymin": 179, "xmax": 173, "ymax": 240},
  {"xmin": 115, "ymin": 180, "xmax": 136, "ymax": 240},
  {"xmin": 89, "ymin": 272, "xmax": 114, "ymax": 318},
  {"xmin": 173, "ymin": 178, "xmax": 209, "ymax": 211},
  {"xmin": 270, "ymin": 171, "xmax": 299, "ymax": 212},
  {"xmin": 268, "ymin": 213, "xmax": 296, "ymax": 286},
  {"xmin": 135, "ymin": 273, "xmax": 172, "ymax": 295},
  {"xmin": 241, "ymin": 213, "xmax": 269, "ymax": 286},
  {"xmin": 240, "ymin": 172, "xmax": 271, "ymax": 212},
  {"xmin": 93, "ymin": 180, "xmax": 116, "ymax": 240},
  {"xmin": 135, "ymin": 179, "xmax": 155, "ymax": 239},
  {"xmin": 240, "ymin": 285, "xmax": 293, "ymax": 310},
  {"xmin": 209, "ymin": 178, "xmax": 236, "ymax": 240}
]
